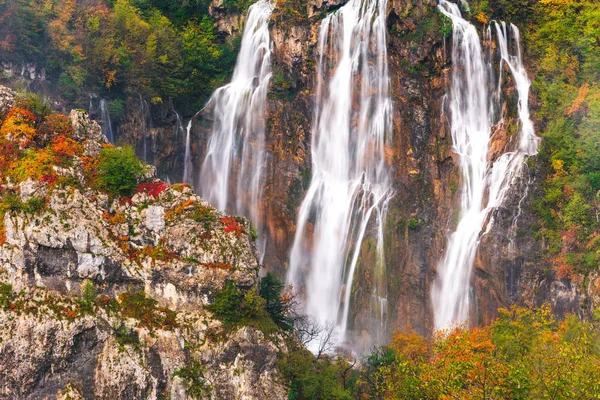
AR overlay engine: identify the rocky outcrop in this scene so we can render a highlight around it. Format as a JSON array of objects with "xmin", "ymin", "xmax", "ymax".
[{"xmin": 0, "ymin": 90, "xmax": 287, "ymax": 399}]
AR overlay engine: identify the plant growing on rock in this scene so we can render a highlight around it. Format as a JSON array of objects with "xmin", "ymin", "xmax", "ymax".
[
  {"xmin": 97, "ymin": 146, "xmax": 143, "ymax": 196},
  {"xmin": 174, "ymin": 359, "xmax": 212, "ymax": 399}
]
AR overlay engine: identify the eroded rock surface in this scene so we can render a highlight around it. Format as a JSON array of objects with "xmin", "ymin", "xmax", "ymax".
[{"xmin": 0, "ymin": 98, "xmax": 287, "ymax": 399}]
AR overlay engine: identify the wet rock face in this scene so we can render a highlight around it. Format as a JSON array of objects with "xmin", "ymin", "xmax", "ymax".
[{"xmin": 110, "ymin": 1, "xmax": 589, "ymax": 343}]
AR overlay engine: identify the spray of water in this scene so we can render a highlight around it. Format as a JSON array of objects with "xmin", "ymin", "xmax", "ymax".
[
  {"xmin": 286, "ymin": 0, "xmax": 393, "ymax": 347},
  {"xmin": 432, "ymin": 0, "xmax": 539, "ymax": 331}
]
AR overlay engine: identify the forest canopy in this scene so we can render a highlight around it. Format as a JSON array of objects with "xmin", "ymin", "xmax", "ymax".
[{"xmin": 0, "ymin": 0, "xmax": 241, "ymax": 106}]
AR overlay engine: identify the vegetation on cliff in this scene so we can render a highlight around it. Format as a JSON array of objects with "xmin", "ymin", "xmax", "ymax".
[
  {"xmin": 0, "ymin": 0, "xmax": 241, "ymax": 108},
  {"xmin": 470, "ymin": 0, "xmax": 600, "ymax": 285},
  {"xmin": 0, "ymin": 88, "xmax": 292, "ymax": 398}
]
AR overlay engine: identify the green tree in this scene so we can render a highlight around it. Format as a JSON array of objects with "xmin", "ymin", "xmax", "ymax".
[{"xmin": 97, "ymin": 145, "xmax": 143, "ymax": 196}]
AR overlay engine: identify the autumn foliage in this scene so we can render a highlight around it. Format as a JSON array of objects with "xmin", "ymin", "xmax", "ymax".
[
  {"xmin": 137, "ymin": 181, "xmax": 168, "ymax": 198},
  {"xmin": 221, "ymin": 217, "xmax": 245, "ymax": 237},
  {"xmin": 371, "ymin": 306, "xmax": 600, "ymax": 399}
]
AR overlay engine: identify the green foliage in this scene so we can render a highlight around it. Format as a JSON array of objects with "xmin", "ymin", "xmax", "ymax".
[
  {"xmin": 209, "ymin": 281, "xmax": 243, "ymax": 325},
  {"xmin": 278, "ymin": 346, "xmax": 355, "ymax": 400},
  {"xmin": 174, "ymin": 359, "xmax": 212, "ymax": 399},
  {"xmin": 407, "ymin": 218, "xmax": 420, "ymax": 231},
  {"xmin": 107, "ymin": 99, "xmax": 125, "ymax": 121},
  {"xmin": 523, "ymin": 0, "xmax": 600, "ymax": 280},
  {"xmin": 79, "ymin": 279, "xmax": 97, "ymax": 315},
  {"xmin": 97, "ymin": 146, "xmax": 143, "ymax": 196},
  {"xmin": 15, "ymin": 92, "xmax": 52, "ymax": 121},
  {"xmin": 114, "ymin": 324, "xmax": 140, "ymax": 349},
  {"xmin": 260, "ymin": 273, "xmax": 293, "ymax": 331},
  {"xmin": 0, "ymin": 192, "xmax": 46, "ymax": 215},
  {"xmin": 209, "ymin": 280, "xmax": 278, "ymax": 333},
  {"xmin": 1, "ymin": 0, "xmax": 241, "ymax": 106},
  {"xmin": 0, "ymin": 282, "xmax": 16, "ymax": 310}
]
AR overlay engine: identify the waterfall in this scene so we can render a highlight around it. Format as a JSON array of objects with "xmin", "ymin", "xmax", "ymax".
[
  {"xmin": 183, "ymin": 119, "xmax": 194, "ymax": 185},
  {"xmin": 88, "ymin": 95, "xmax": 97, "ymax": 119},
  {"xmin": 174, "ymin": 109, "xmax": 184, "ymax": 139},
  {"xmin": 173, "ymin": 107, "xmax": 194, "ymax": 185},
  {"xmin": 432, "ymin": 0, "xmax": 539, "ymax": 331},
  {"xmin": 139, "ymin": 95, "xmax": 153, "ymax": 163},
  {"xmin": 199, "ymin": 0, "xmax": 273, "ymax": 256},
  {"xmin": 286, "ymin": 0, "xmax": 393, "ymax": 347},
  {"xmin": 99, "ymin": 99, "xmax": 115, "ymax": 143}
]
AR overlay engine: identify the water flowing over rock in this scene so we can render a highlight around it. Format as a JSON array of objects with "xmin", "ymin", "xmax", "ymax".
[
  {"xmin": 286, "ymin": 0, "xmax": 393, "ymax": 349},
  {"xmin": 199, "ymin": 0, "xmax": 273, "ymax": 258},
  {"xmin": 432, "ymin": 0, "xmax": 539, "ymax": 331},
  {"xmin": 183, "ymin": 119, "xmax": 194, "ymax": 185},
  {"xmin": 99, "ymin": 99, "xmax": 115, "ymax": 143}
]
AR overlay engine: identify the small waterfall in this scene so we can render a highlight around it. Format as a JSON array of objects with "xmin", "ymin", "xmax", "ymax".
[
  {"xmin": 139, "ymin": 95, "xmax": 155, "ymax": 163},
  {"xmin": 183, "ymin": 119, "xmax": 194, "ymax": 185},
  {"xmin": 199, "ymin": 0, "xmax": 273, "ymax": 255},
  {"xmin": 432, "ymin": 1, "xmax": 539, "ymax": 331},
  {"xmin": 286, "ymin": 0, "xmax": 393, "ymax": 347},
  {"xmin": 99, "ymin": 99, "xmax": 115, "ymax": 143},
  {"xmin": 173, "ymin": 108, "xmax": 194, "ymax": 185},
  {"xmin": 88, "ymin": 95, "xmax": 97, "ymax": 119},
  {"xmin": 174, "ymin": 108, "xmax": 184, "ymax": 139}
]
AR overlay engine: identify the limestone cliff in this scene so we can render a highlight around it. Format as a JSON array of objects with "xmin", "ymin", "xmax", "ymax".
[{"xmin": 0, "ymin": 87, "xmax": 287, "ymax": 399}]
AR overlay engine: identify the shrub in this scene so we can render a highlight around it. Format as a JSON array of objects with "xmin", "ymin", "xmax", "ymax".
[
  {"xmin": 15, "ymin": 93, "xmax": 52, "ymax": 121},
  {"xmin": 79, "ymin": 279, "xmax": 97, "ymax": 315},
  {"xmin": 7, "ymin": 148, "xmax": 56, "ymax": 182},
  {"xmin": 118, "ymin": 290, "xmax": 178, "ymax": 330},
  {"xmin": 260, "ymin": 273, "xmax": 293, "ymax": 331},
  {"xmin": 209, "ymin": 281, "xmax": 243, "ymax": 325},
  {"xmin": 209, "ymin": 281, "xmax": 277, "ymax": 332},
  {"xmin": 137, "ymin": 181, "xmax": 168, "ymax": 198},
  {"xmin": 97, "ymin": 146, "xmax": 143, "ymax": 196},
  {"xmin": 174, "ymin": 359, "xmax": 212, "ymax": 399},
  {"xmin": 38, "ymin": 114, "xmax": 74, "ymax": 138},
  {"xmin": 0, "ymin": 107, "xmax": 37, "ymax": 145}
]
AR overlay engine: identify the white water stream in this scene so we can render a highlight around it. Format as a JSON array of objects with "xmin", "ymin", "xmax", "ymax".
[
  {"xmin": 99, "ymin": 99, "xmax": 114, "ymax": 143},
  {"xmin": 432, "ymin": 0, "xmax": 539, "ymax": 331},
  {"xmin": 199, "ymin": 0, "xmax": 272, "ymax": 256},
  {"xmin": 286, "ymin": 0, "xmax": 393, "ymax": 346}
]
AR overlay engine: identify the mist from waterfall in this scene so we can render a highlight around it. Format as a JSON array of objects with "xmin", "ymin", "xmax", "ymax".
[
  {"xmin": 432, "ymin": 0, "xmax": 539, "ymax": 331},
  {"xmin": 199, "ymin": 0, "xmax": 272, "ymax": 257},
  {"xmin": 286, "ymin": 0, "xmax": 393, "ymax": 347}
]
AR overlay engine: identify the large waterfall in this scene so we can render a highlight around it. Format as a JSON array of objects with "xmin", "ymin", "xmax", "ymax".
[
  {"xmin": 287, "ymin": 0, "xmax": 393, "ymax": 346},
  {"xmin": 432, "ymin": 0, "xmax": 540, "ymax": 331},
  {"xmin": 199, "ymin": 0, "xmax": 272, "ymax": 255}
]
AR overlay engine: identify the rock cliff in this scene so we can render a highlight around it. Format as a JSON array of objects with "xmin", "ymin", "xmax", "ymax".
[{"xmin": 0, "ymin": 87, "xmax": 287, "ymax": 399}]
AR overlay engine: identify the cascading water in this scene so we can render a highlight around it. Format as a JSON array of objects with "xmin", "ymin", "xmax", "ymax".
[
  {"xmin": 174, "ymin": 109, "xmax": 184, "ymax": 139},
  {"xmin": 183, "ymin": 120, "xmax": 193, "ymax": 185},
  {"xmin": 99, "ymin": 99, "xmax": 115, "ymax": 143},
  {"xmin": 432, "ymin": 0, "xmax": 539, "ymax": 331},
  {"xmin": 139, "ymin": 95, "xmax": 154, "ymax": 163},
  {"xmin": 286, "ymin": 0, "xmax": 393, "ymax": 347},
  {"xmin": 199, "ymin": 0, "xmax": 272, "ymax": 256}
]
